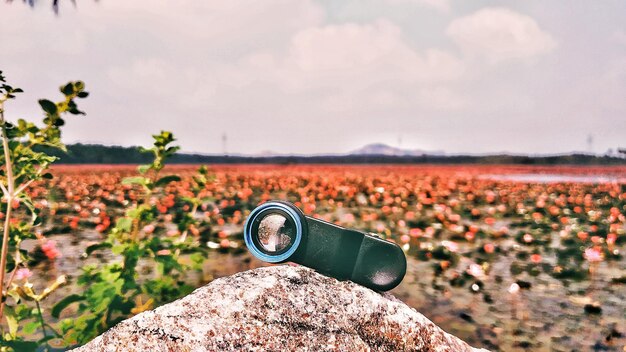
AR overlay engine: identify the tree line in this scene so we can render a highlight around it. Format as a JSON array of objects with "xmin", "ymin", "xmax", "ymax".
[{"xmin": 37, "ymin": 143, "xmax": 626, "ymax": 165}]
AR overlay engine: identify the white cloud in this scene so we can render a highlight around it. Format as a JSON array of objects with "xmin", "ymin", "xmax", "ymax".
[
  {"xmin": 6, "ymin": 0, "xmax": 624, "ymax": 155},
  {"xmin": 113, "ymin": 19, "xmax": 467, "ymax": 116},
  {"xmin": 198, "ymin": 20, "xmax": 466, "ymax": 112},
  {"xmin": 612, "ymin": 30, "xmax": 626, "ymax": 46},
  {"xmin": 386, "ymin": 0, "xmax": 450, "ymax": 13},
  {"xmin": 97, "ymin": 1, "xmax": 325, "ymax": 43},
  {"xmin": 285, "ymin": 20, "xmax": 462, "ymax": 81},
  {"xmin": 582, "ymin": 58, "xmax": 626, "ymax": 111},
  {"xmin": 446, "ymin": 7, "xmax": 556, "ymax": 63}
]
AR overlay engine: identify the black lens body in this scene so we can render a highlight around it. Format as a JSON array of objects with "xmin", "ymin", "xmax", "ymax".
[{"xmin": 244, "ymin": 201, "xmax": 407, "ymax": 291}]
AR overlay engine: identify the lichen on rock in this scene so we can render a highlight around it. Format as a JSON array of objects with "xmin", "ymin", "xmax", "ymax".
[{"xmin": 72, "ymin": 265, "xmax": 488, "ymax": 351}]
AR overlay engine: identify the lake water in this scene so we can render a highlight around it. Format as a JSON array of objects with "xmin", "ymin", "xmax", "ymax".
[{"xmin": 481, "ymin": 173, "xmax": 626, "ymax": 184}]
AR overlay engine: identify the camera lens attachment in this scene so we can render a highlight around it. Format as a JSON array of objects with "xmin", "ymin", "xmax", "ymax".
[
  {"xmin": 244, "ymin": 200, "xmax": 406, "ymax": 291},
  {"xmin": 244, "ymin": 201, "xmax": 305, "ymax": 263}
]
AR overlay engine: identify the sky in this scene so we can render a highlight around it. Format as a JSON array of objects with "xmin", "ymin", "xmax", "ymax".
[{"xmin": 0, "ymin": 0, "xmax": 625, "ymax": 155}]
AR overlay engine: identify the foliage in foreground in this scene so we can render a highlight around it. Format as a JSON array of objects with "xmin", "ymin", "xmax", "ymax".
[
  {"xmin": 0, "ymin": 71, "xmax": 215, "ymax": 350},
  {"xmin": 56, "ymin": 132, "xmax": 212, "ymax": 345},
  {"xmin": 0, "ymin": 70, "xmax": 88, "ymax": 350}
]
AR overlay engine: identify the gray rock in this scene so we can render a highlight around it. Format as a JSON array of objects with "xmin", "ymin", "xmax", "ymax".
[{"xmin": 72, "ymin": 265, "xmax": 488, "ymax": 351}]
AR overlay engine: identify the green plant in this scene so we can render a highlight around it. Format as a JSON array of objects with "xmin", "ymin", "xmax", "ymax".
[
  {"xmin": 0, "ymin": 70, "xmax": 88, "ymax": 350},
  {"xmin": 56, "ymin": 132, "xmax": 210, "ymax": 345},
  {"xmin": 0, "ymin": 70, "xmax": 214, "ymax": 350}
]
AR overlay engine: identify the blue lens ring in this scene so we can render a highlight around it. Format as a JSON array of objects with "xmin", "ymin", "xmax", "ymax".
[{"xmin": 244, "ymin": 202, "xmax": 303, "ymax": 263}]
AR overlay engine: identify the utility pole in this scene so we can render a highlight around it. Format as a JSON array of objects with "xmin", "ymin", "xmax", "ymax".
[
  {"xmin": 222, "ymin": 133, "xmax": 227, "ymax": 156},
  {"xmin": 587, "ymin": 134, "xmax": 593, "ymax": 154}
]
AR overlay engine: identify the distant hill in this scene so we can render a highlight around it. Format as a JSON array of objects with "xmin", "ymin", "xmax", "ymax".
[
  {"xmin": 38, "ymin": 143, "xmax": 626, "ymax": 165},
  {"xmin": 351, "ymin": 143, "xmax": 445, "ymax": 156}
]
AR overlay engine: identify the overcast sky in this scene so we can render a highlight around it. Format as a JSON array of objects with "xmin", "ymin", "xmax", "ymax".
[{"xmin": 1, "ymin": 1, "xmax": 625, "ymax": 155}]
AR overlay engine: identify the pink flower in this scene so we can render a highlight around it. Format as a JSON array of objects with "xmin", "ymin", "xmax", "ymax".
[
  {"xmin": 530, "ymin": 254, "xmax": 542, "ymax": 264},
  {"xmin": 409, "ymin": 228, "xmax": 422, "ymax": 238},
  {"xmin": 584, "ymin": 247, "xmax": 603, "ymax": 263},
  {"xmin": 143, "ymin": 224, "xmax": 155, "ymax": 234},
  {"xmin": 342, "ymin": 213, "xmax": 355, "ymax": 223},
  {"xmin": 441, "ymin": 240, "xmax": 459, "ymax": 253},
  {"xmin": 15, "ymin": 268, "xmax": 32, "ymax": 281},
  {"xmin": 508, "ymin": 283, "xmax": 520, "ymax": 294},
  {"xmin": 523, "ymin": 234, "xmax": 533, "ymax": 243},
  {"xmin": 467, "ymin": 263, "xmax": 485, "ymax": 278},
  {"xmin": 41, "ymin": 240, "xmax": 61, "ymax": 260},
  {"xmin": 166, "ymin": 229, "xmax": 180, "ymax": 237},
  {"xmin": 607, "ymin": 233, "xmax": 617, "ymax": 245}
]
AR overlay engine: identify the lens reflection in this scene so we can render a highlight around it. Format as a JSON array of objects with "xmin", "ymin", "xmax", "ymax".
[{"xmin": 257, "ymin": 213, "xmax": 294, "ymax": 252}]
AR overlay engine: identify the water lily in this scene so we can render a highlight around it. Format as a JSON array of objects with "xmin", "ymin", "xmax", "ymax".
[
  {"xmin": 530, "ymin": 254, "xmax": 542, "ymax": 264},
  {"xmin": 441, "ymin": 240, "xmax": 459, "ymax": 253},
  {"xmin": 508, "ymin": 282, "xmax": 520, "ymax": 294},
  {"xmin": 41, "ymin": 240, "xmax": 61, "ymax": 260},
  {"xmin": 523, "ymin": 234, "xmax": 533, "ymax": 243},
  {"xmin": 467, "ymin": 263, "xmax": 485, "ymax": 279},
  {"xmin": 15, "ymin": 268, "xmax": 32, "ymax": 281},
  {"xmin": 584, "ymin": 247, "xmax": 603, "ymax": 263}
]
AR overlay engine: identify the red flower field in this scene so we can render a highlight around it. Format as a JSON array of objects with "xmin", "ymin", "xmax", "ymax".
[{"xmin": 20, "ymin": 164, "xmax": 626, "ymax": 351}]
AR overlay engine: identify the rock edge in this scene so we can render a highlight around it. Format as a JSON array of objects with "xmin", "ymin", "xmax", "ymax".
[{"xmin": 72, "ymin": 265, "xmax": 488, "ymax": 351}]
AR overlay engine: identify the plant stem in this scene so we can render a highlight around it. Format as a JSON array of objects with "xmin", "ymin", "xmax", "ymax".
[
  {"xmin": 4, "ymin": 245, "xmax": 23, "ymax": 297},
  {"xmin": 179, "ymin": 203, "xmax": 198, "ymax": 245},
  {"xmin": 175, "ymin": 202, "xmax": 198, "ymax": 257},
  {"xmin": 0, "ymin": 103, "xmax": 15, "ymax": 321},
  {"xmin": 35, "ymin": 300, "xmax": 48, "ymax": 341}
]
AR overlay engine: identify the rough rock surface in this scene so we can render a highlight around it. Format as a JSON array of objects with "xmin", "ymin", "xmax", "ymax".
[{"xmin": 72, "ymin": 265, "xmax": 488, "ymax": 351}]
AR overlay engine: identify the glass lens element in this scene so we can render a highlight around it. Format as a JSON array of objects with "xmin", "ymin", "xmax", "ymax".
[{"xmin": 257, "ymin": 213, "xmax": 294, "ymax": 253}]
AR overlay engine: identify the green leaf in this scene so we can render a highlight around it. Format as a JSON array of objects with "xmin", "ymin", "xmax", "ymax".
[
  {"xmin": 77, "ymin": 91, "xmax": 89, "ymax": 98},
  {"xmin": 155, "ymin": 175, "xmax": 181, "ymax": 187},
  {"xmin": 108, "ymin": 295, "xmax": 134, "ymax": 316},
  {"xmin": 190, "ymin": 252, "xmax": 207, "ymax": 269},
  {"xmin": 111, "ymin": 244, "xmax": 126, "ymax": 255},
  {"xmin": 22, "ymin": 321, "xmax": 39, "ymax": 335},
  {"xmin": 38, "ymin": 99, "xmax": 58, "ymax": 115},
  {"xmin": 19, "ymin": 196, "xmax": 40, "ymax": 225},
  {"xmin": 51, "ymin": 294, "xmax": 84, "ymax": 318},
  {"xmin": 115, "ymin": 217, "xmax": 133, "ymax": 232},
  {"xmin": 68, "ymin": 107, "xmax": 85, "ymax": 115},
  {"xmin": 137, "ymin": 165, "xmax": 150, "ymax": 174},
  {"xmin": 61, "ymin": 82, "xmax": 75, "ymax": 95},
  {"xmin": 39, "ymin": 140, "xmax": 67, "ymax": 152},
  {"xmin": 74, "ymin": 81, "xmax": 85, "ymax": 91},
  {"xmin": 42, "ymin": 172, "xmax": 54, "ymax": 179},
  {"xmin": 122, "ymin": 176, "xmax": 148, "ymax": 186},
  {"xmin": 5, "ymin": 309, "xmax": 19, "ymax": 337},
  {"xmin": 37, "ymin": 334, "xmax": 58, "ymax": 344},
  {"xmin": 85, "ymin": 242, "xmax": 112, "ymax": 256},
  {"xmin": 0, "ymin": 340, "xmax": 38, "ymax": 352}
]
